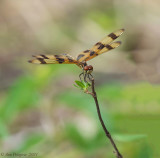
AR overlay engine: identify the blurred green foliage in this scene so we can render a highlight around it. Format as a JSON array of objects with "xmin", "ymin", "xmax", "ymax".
[{"xmin": 88, "ymin": 10, "xmax": 116, "ymax": 29}]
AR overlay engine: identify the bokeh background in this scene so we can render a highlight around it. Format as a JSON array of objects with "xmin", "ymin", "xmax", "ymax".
[{"xmin": 0, "ymin": 0, "xmax": 160, "ymax": 158}]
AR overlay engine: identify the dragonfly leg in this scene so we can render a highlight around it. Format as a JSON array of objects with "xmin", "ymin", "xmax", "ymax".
[
  {"xmin": 88, "ymin": 73, "xmax": 93, "ymax": 81},
  {"xmin": 84, "ymin": 73, "xmax": 87, "ymax": 82},
  {"xmin": 79, "ymin": 72, "xmax": 84, "ymax": 81}
]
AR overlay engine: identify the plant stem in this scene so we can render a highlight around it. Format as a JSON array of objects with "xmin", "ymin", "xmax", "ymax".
[{"xmin": 86, "ymin": 78, "xmax": 123, "ymax": 158}]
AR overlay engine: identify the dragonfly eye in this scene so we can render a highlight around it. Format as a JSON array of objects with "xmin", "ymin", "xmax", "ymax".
[
  {"xmin": 88, "ymin": 65, "xmax": 93, "ymax": 70},
  {"xmin": 84, "ymin": 66, "xmax": 89, "ymax": 71}
]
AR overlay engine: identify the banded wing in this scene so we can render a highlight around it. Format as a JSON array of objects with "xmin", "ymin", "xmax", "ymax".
[
  {"xmin": 76, "ymin": 28, "xmax": 124, "ymax": 62},
  {"xmin": 28, "ymin": 54, "xmax": 78, "ymax": 64}
]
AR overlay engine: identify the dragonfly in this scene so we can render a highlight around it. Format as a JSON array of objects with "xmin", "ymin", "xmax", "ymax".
[{"xmin": 28, "ymin": 28, "xmax": 124, "ymax": 82}]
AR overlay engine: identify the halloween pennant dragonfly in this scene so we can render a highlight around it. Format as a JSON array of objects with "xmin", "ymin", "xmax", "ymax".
[{"xmin": 29, "ymin": 29, "xmax": 124, "ymax": 81}]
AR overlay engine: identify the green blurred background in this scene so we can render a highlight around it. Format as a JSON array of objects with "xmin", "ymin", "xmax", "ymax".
[{"xmin": 0, "ymin": 0, "xmax": 160, "ymax": 158}]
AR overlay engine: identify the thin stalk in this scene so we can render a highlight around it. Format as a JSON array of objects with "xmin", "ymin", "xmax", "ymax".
[{"xmin": 85, "ymin": 78, "xmax": 123, "ymax": 158}]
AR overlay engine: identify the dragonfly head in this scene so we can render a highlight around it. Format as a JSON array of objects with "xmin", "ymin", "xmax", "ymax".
[{"xmin": 84, "ymin": 65, "xmax": 93, "ymax": 74}]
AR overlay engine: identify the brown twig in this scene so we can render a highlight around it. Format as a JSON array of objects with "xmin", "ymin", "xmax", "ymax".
[{"xmin": 85, "ymin": 78, "xmax": 123, "ymax": 158}]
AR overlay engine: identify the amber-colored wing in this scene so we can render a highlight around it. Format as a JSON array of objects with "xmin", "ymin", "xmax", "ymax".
[
  {"xmin": 28, "ymin": 54, "xmax": 78, "ymax": 64},
  {"xmin": 76, "ymin": 28, "xmax": 124, "ymax": 62}
]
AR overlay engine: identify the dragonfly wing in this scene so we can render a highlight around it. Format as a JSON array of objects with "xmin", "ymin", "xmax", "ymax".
[
  {"xmin": 77, "ymin": 29, "xmax": 124, "ymax": 62},
  {"xmin": 85, "ymin": 41, "xmax": 122, "ymax": 61},
  {"xmin": 28, "ymin": 54, "xmax": 78, "ymax": 64}
]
